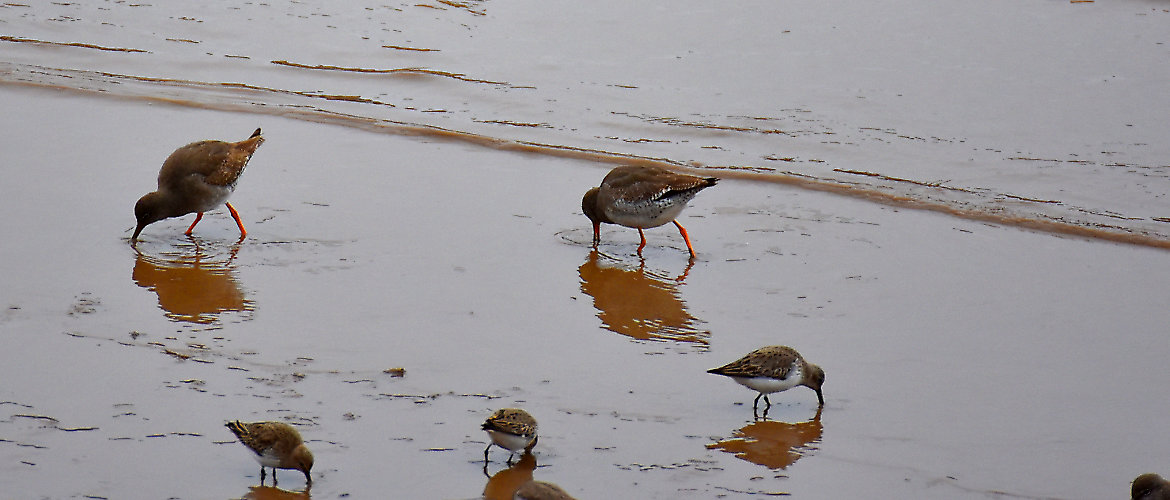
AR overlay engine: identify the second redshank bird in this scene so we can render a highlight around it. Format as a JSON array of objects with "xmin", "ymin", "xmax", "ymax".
[
  {"xmin": 581, "ymin": 165, "xmax": 717, "ymax": 258},
  {"xmin": 132, "ymin": 128, "xmax": 264, "ymax": 243}
]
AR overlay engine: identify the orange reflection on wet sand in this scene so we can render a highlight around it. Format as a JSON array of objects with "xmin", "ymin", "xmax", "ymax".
[
  {"xmin": 483, "ymin": 452, "xmax": 536, "ymax": 500},
  {"xmin": 242, "ymin": 485, "xmax": 310, "ymax": 500},
  {"xmin": 707, "ymin": 409, "xmax": 823, "ymax": 470},
  {"xmin": 131, "ymin": 238, "xmax": 251, "ymax": 324},
  {"xmin": 577, "ymin": 250, "xmax": 708, "ymax": 347}
]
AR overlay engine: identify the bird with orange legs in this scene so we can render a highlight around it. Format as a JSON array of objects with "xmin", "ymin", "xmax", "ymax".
[
  {"xmin": 132, "ymin": 128, "xmax": 264, "ymax": 243},
  {"xmin": 582, "ymin": 165, "xmax": 717, "ymax": 258}
]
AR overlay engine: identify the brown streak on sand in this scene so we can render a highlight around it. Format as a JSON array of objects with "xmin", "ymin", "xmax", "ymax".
[
  {"xmin": 163, "ymin": 349, "xmax": 191, "ymax": 360},
  {"xmin": 613, "ymin": 111, "xmax": 793, "ymax": 136},
  {"xmin": 12, "ymin": 414, "xmax": 59, "ymax": 423},
  {"xmin": 2, "ymin": 69, "xmax": 1168, "ymax": 251},
  {"xmin": 834, "ymin": 168, "xmax": 977, "ymax": 194},
  {"xmin": 270, "ymin": 59, "xmax": 515, "ymax": 86},
  {"xmin": 383, "ymin": 45, "xmax": 440, "ymax": 52},
  {"xmin": 475, "ymin": 119, "xmax": 551, "ymax": 128},
  {"xmin": 435, "ymin": 0, "xmax": 486, "ymax": 15},
  {"xmin": 85, "ymin": 71, "xmax": 399, "ymax": 108},
  {"xmin": 1001, "ymin": 193, "xmax": 1062, "ymax": 204},
  {"xmin": 307, "ymin": 93, "xmax": 396, "ymax": 106},
  {"xmin": 0, "ymin": 36, "xmax": 149, "ymax": 53}
]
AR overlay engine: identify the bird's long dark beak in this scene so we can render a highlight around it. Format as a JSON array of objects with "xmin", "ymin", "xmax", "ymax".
[{"xmin": 816, "ymin": 389, "xmax": 824, "ymax": 407}]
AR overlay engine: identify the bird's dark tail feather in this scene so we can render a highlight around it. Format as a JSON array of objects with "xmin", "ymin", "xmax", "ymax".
[{"xmin": 225, "ymin": 420, "xmax": 247, "ymax": 439}]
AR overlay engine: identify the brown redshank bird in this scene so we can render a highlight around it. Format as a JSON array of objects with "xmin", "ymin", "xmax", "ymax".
[
  {"xmin": 708, "ymin": 345, "xmax": 825, "ymax": 412},
  {"xmin": 482, "ymin": 408, "xmax": 538, "ymax": 465},
  {"xmin": 131, "ymin": 128, "xmax": 264, "ymax": 243},
  {"xmin": 581, "ymin": 165, "xmax": 717, "ymax": 258},
  {"xmin": 225, "ymin": 420, "xmax": 314, "ymax": 487}
]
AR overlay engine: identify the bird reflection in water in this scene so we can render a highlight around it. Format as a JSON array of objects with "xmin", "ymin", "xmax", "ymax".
[
  {"xmin": 242, "ymin": 484, "xmax": 310, "ymax": 500},
  {"xmin": 706, "ymin": 408, "xmax": 823, "ymax": 470},
  {"xmin": 131, "ymin": 236, "xmax": 253, "ymax": 323},
  {"xmin": 482, "ymin": 451, "xmax": 536, "ymax": 500},
  {"xmin": 578, "ymin": 250, "xmax": 709, "ymax": 347}
]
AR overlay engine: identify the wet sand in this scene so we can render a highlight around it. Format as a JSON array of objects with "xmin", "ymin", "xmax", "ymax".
[
  {"xmin": 2, "ymin": 82, "xmax": 1170, "ymax": 499},
  {"xmin": 4, "ymin": 1, "xmax": 1170, "ymax": 245}
]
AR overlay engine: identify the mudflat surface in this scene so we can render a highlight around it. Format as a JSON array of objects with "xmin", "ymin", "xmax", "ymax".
[{"xmin": 2, "ymin": 2, "xmax": 1170, "ymax": 499}]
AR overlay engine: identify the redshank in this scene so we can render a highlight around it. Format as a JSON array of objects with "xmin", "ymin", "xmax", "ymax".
[
  {"xmin": 581, "ymin": 165, "xmax": 717, "ymax": 258},
  {"xmin": 708, "ymin": 345, "xmax": 825, "ymax": 411},
  {"xmin": 482, "ymin": 408, "xmax": 538, "ymax": 465},
  {"xmin": 132, "ymin": 128, "xmax": 264, "ymax": 243},
  {"xmin": 225, "ymin": 420, "xmax": 314, "ymax": 487}
]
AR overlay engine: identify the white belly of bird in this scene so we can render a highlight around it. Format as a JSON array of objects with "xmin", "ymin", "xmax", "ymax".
[
  {"xmin": 732, "ymin": 373, "xmax": 801, "ymax": 394},
  {"xmin": 192, "ymin": 185, "xmax": 234, "ymax": 212},
  {"xmin": 606, "ymin": 199, "xmax": 689, "ymax": 229},
  {"xmin": 254, "ymin": 448, "xmax": 282, "ymax": 468},
  {"xmin": 486, "ymin": 429, "xmax": 533, "ymax": 452}
]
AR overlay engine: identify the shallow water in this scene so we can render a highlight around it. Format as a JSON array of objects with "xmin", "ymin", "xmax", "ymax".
[{"xmin": 2, "ymin": 2, "xmax": 1170, "ymax": 499}]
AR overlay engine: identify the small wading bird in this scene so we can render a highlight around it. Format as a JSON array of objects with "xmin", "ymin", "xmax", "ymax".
[
  {"xmin": 225, "ymin": 420, "xmax": 314, "ymax": 487},
  {"xmin": 482, "ymin": 408, "xmax": 538, "ymax": 465},
  {"xmin": 582, "ymin": 165, "xmax": 718, "ymax": 258},
  {"xmin": 132, "ymin": 128, "xmax": 264, "ymax": 243},
  {"xmin": 707, "ymin": 345, "xmax": 825, "ymax": 413}
]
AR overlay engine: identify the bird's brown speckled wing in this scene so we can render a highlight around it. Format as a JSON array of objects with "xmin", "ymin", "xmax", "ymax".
[
  {"xmin": 482, "ymin": 408, "xmax": 537, "ymax": 437},
  {"xmin": 247, "ymin": 422, "xmax": 283, "ymax": 453},
  {"xmin": 600, "ymin": 166, "xmax": 712, "ymax": 204},
  {"xmin": 158, "ymin": 130, "xmax": 263, "ymax": 190},
  {"xmin": 708, "ymin": 346, "xmax": 801, "ymax": 380},
  {"xmin": 229, "ymin": 421, "xmax": 300, "ymax": 456},
  {"xmin": 204, "ymin": 130, "xmax": 264, "ymax": 187}
]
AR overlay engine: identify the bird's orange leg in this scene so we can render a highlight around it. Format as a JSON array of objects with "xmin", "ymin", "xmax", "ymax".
[
  {"xmin": 226, "ymin": 202, "xmax": 247, "ymax": 238},
  {"xmin": 185, "ymin": 212, "xmax": 204, "ymax": 235},
  {"xmin": 592, "ymin": 221, "xmax": 601, "ymax": 247},
  {"xmin": 673, "ymin": 220, "xmax": 697, "ymax": 258},
  {"xmin": 636, "ymin": 228, "xmax": 647, "ymax": 256}
]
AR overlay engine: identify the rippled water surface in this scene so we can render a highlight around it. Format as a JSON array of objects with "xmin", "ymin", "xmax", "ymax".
[{"xmin": 2, "ymin": 1, "xmax": 1170, "ymax": 499}]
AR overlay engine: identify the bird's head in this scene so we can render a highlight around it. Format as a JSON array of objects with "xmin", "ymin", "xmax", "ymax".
[
  {"xmin": 292, "ymin": 443, "xmax": 314, "ymax": 485},
  {"xmin": 804, "ymin": 364, "xmax": 825, "ymax": 406},
  {"xmin": 581, "ymin": 187, "xmax": 602, "ymax": 224},
  {"xmin": 132, "ymin": 192, "xmax": 167, "ymax": 243}
]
